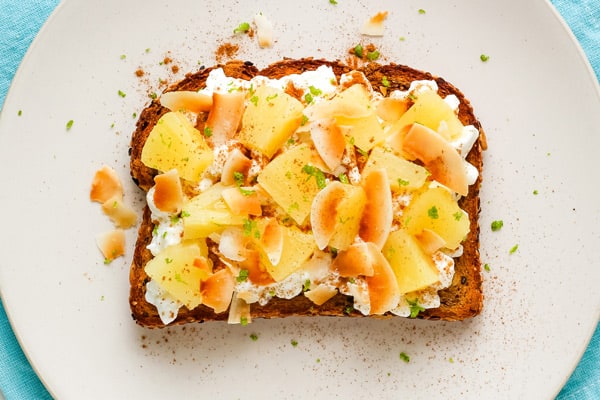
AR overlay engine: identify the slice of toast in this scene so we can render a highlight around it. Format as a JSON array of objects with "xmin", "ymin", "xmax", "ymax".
[{"xmin": 129, "ymin": 58, "xmax": 485, "ymax": 327}]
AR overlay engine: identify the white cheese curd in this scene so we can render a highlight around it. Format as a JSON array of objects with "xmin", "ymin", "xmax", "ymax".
[
  {"xmin": 389, "ymin": 80, "xmax": 439, "ymax": 100},
  {"xmin": 145, "ymin": 279, "xmax": 183, "ymax": 325},
  {"xmin": 278, "ymin": 65, "xmax": 338, "ymax": 99},
  {"xmin": 339, "ymin": 278, "xmax": 371, "ymax": 315},
  {"xmin": 443, "ymin": 94, "xmax": 460, "ymax": 111},
  {"xmin": 465, "ymin": 161, "xmax": 480, "ymax": 186},
  {"xmin": 453, "ymin": 125, "xmax": 480, "ymax": 158},
  {"xmin": 200, "ymin": 68, "xmax": 251, "ymax": 95},
  {"xmin": 235, "ymin": 270, "xmax": 308, "ymax": 306},
  {"xmin": 145, "ymin": 188, "xmax": 184, "ymax": 256}
]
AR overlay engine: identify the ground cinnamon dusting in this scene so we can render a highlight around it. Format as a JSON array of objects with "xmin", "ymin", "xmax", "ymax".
[{"xmin": 215, "ymin": 42, "xmax": 240, "ymax": 63}]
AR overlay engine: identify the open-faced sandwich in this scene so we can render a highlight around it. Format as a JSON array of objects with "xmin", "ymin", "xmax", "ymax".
[{"xmin": 128, "ymin": 58, "xmax": 486, "ymax": 328}]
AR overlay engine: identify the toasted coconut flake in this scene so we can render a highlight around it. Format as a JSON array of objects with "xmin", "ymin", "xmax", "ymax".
[
  {"xmin": 153, "ymin": 169, "xmax": 184, "ymax": 214},
  {"xmin": 304, "ymin": 284, "xmax": 338, "ymax": 306},
  {"xmin": 221, "ymin": 148, "xmax": 252, "ymax": 186},
  {"xmin": 415, "ymin": 229, "xmax": 447, "ymax": 254},
  {"xmin": 254, "ymin": 13, "xmax": 274, "ymax": 48},
  {"xmin": 160, "ymin": 91, "xmax": 213, "ymax": 113},
  {"xmin": 201, "ymin": 268, "xmax": 235, "ymax": 313},
  {"xmin": 96, "ymin": 229, "xmax": 126, "ymax": 262},
  {"xmin": 331, "ymin": 242, "xmax": 375, "ymax": 277},
  {"xmin": 240, "ymin": 249, "xmax": 275, "ymax": 286},
  {"xmin": 193, "ymin": 256, "xmax": 213, "ymax": 276},
  {"xmin": 365, "ymin": 246, "xmax": 401, "ymax": 315},
  {"xmin": 101, "ymin": 195, "xmax": 138, "ymax": 229},
  {"xmin": 206, "ymin": 91, "xmax": 246, "ymax": 146},
  {"xmin": 376, "ymin": 97, "xmax": 409, "ymax": 121},
  {"xmin": 90, "ymin": 165, "xmax": 123, "ymax": 203},
  {"xmin": 219, "ymin": 227, "xmax": 248, "ymax": 262},
  {"xmin": 360, "ymin": 11, "xmax": 388, "ymax": 36},
  {"xmin": 402, "ymin": 123, "xmax": 469, "ymax": 196},
  {"xmin": 259, "ymin": 218, "xmax": 284, "ymax": 266},
  {"xmin": 310, "ymin": 181, "xmax": 346, "ymax": 250},
  {"xmin": 310, "ymin": 118, "xmax": 346, "ymax": 171},
  {"xmin": 360, "ymin": 169, "xmax": 393, "ymax": 249},
  {"xmin": 222, "ymin": 187, "xmax": 262, "ymax": 216},
  {"xmin": 228, "ymin": 293, "xmax": 251, "ymax": 324}
]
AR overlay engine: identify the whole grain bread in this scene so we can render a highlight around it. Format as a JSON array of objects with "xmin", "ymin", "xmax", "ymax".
[{"xmin": 129, "ymin": 58, "xmax": 485, "ymax": 327}]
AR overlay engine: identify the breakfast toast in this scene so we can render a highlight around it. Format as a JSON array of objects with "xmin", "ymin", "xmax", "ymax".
[{"xmin": 129, "ymin": 58, "xmax": 485, "ymax": 327}]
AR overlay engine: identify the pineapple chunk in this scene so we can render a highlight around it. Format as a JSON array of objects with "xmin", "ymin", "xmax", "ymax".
[
  {"xmin": 402, "ymin": 186, "xmax": 470, "ymax": 250},
  {"xmin": 238, "ymin": 85, "xmax": 304, "ymax": 158},
  {"xmin": 388, "ymin": 90, "xmax": 464, "ymax": 141},
  {"xmin": 362, "ymin": 146, "xmax": 429, "ymax": 191},
  {"xmin": 382, "ymin": 229, "xmax": 440, "ymax": 294},
  {"xmin": 257, "ymin": 144, "xmax": 322, "ymax": 225},
  {"xmin": 144, "ymin": 241, "xmax": 211, "ymax": 309},
  {"xmin": 182, "ymin": 185, "xmax": 246, "ymax": 239},
  {"xmin": 328, "ymin": 184, "xmax": 367, "ymax": 251},
  {"xmin": 255, "ymin": 225, "xmax": 316, "ymax": 282},
  {"xmin": 141, "ymin": 111, "xmax": 213, "ymax": 183},
  {"xmin": 336, "ymin": 112, "xmax": 385, "ymax": 152}
]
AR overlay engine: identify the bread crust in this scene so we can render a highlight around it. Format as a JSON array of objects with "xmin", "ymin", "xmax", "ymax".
[{"xmin": 129, "ymin": 58, "xmax": 484, "ymax": 327}]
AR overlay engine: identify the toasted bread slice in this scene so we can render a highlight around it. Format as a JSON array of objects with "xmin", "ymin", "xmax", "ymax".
[{"xmin": 129, "ymin": 58, "xmax": 485, "ymax": 327}]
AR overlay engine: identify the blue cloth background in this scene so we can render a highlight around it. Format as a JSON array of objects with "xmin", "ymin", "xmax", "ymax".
[{"xmin": 0, "ymin": 0, "xmax": 598, "ymax": 399}]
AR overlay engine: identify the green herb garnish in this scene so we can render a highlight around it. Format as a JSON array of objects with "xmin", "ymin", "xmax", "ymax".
[
  {"xmin": 303, "ymin": 279, "xmax": 311, "ymax": 292},
  {"xmin": 291, "ymin": 339, "xmax": 299, "ymax": 347},
  {"xmin": 491, "ymin": 220, "xmax": 503, "ymax": 231},
  {"xmin": 407, "ymin": 298, "xmax": 425, "ymax": 318},
  {"xmin": 353, "ymin": 44, "xmax": 364, "ymax": 58},
  {"xmin": 338, "ymin": 173, "xmax": 349, "ymax": 184},
  {"xmin": 302, "ymin": 164, "xmax": 327, "ymax": 189},
  {"xmin": 203, "ymin": 126, "xmax": 213, "ymax": 137},
  {"xmin": 237, "ymin": 269, "xmax": 249, "ymax": 282},
  {"xmin": 418, "ymin": 8, "xmax": 426, "ymax": 14},
  {"xmin": 484, "ymin": 263, "xmax": 491, "ymax": 272},
  {"xmin": 399, "ymin": 352, "xmax": 410, "ymax": 363},
  {"xmin": 308, "ymin": 85, "xmax": 322, "ymax": 97},
  {"xmin": 66, "ymin": 120, "xmax": 74, "ymax": 130},
  {"xmin": 381, "ymin": 76, "xmax": 391, "ymax": 87},
  {"xmin": 118, "ymin": 90, "xmax": 126, "ymax": 98},
  {"xmin": 304, "ymin": 92, "xmax": 314, "ymax": 104},
  {"xmin": 233, "ymin": 22, "xmax": 250, "ymax": 34},
  {"xmin": 397, "ymin": 178, "xmax": 409, "ymax": 187},
  {"xmin": 240, "ymin": 316, "xmax": 248, "ymax": 326},
  {"xmin": 427, "ymin": 206, "xmax": 439, "ymax": 219},
  {"xmin": 509, "ymin": 244, "xmax": 519, "ymax": 254},
  {"xmin": 249, "ymin": 333, "xmax": 259, "ymax": 341},
  {"xmin": 366, "ymin": 50, "xmax": 380, "ymax": 61},
  {"xmin": 480, "ymin": 54, "xmax": 490, "ymax": 62}
]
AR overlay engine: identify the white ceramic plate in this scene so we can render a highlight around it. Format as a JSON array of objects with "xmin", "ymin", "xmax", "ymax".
[{"xmin": 1, "ymin": 0, "xmax": 598, "ymax": 398}]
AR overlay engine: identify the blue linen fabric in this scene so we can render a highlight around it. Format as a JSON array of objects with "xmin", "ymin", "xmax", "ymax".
[{"xmin": 0, "ymin": 1, "xmax": 598, "ymax": 399}]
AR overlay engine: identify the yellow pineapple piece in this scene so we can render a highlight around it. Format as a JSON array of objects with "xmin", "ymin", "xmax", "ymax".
[
  {"xmin": 382, "ymin": 229, "xmax": 440, "ymax": 294},
  {"xmin": 238, "ymin": 85, "xmax": 304, "ymax": 158},
  {"xmin": 141, "ymin": 111, "xmax": 213, "ymax": 183},
  {"xmin": 362, "ymin": 146, "xmax": 429, "ymax": 191},
  {"xmin": 254, "ymin": 225, "xmax": 316, "ymax": 282},
  {"xmin": 402, "ymin": 186, "xmax": 470, "ymax": 250},
  {"xmin": 144, "ymin": 241, "xmax": 211, "ymax": 309},
  {"xmin": 182, "ymin": 184, "xmax": 246, "ymax": 239},
  {"xmin": 257, "ymin": 144, "xmax": 322, "ymax": 225},
  {"xmin": 388, "ymin": 90, "xmax": 464, "ymax": 140}
]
